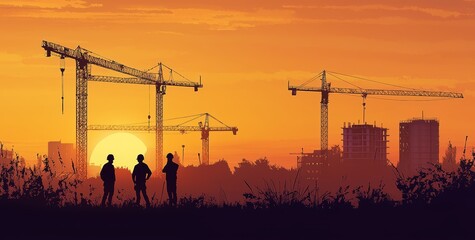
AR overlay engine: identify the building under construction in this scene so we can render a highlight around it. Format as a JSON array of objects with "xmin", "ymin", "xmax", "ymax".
[
  {"xmin": 295, "ymin": 145, "xmax": 344, "ymax": 181},
  {"xmin": 297, "ymin": 150, "xmax": 327, "ymax": 181},
  {"xmin": 398, "ymin": 118, "xmax": 439, "ymax": 175},
  {"xmin": 342, "ymin": 123, "xmax": 388, "ymax": 164}
]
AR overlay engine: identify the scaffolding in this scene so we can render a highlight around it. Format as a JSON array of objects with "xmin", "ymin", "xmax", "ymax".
[{"xmin": 342, "ymin": 123, "xmax": 388, "ymax": 164}]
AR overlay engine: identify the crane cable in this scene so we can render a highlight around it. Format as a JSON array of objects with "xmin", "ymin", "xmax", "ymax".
[
  {"xmin": 298, "ymin": 72, "xmax": 322, "ymax": 88},
  {"xmin": 327, "ymin": 72, "xmax": 362, "ymax": 89},
  {"xmin": 60, "ymin": 55, "xmax": 65, "ymax": 114},
  {"xmin": 148, "ymin": 85, "xmax": 151, "ymax": 129},
  {"xmin": 174, "ymin": 114, "xmax": 205, "ymax": 127},
  {"xmin": 162, "ymin": 63, "xmax": 195, "ymax": 83},
  {"xmin": 164, "ymin": 113, "xmax": 205, "ymax": 121},
  {"xmin": 208, "ymin": 114, "xmax": 232, "ymax": 128},
  {"xmin": 327, "ymin": 71, "xmax": 419, "ymax": 90}
]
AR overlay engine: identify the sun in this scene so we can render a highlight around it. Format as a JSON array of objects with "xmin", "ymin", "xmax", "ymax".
[{"xmin": 90, "ymin": 133, "xmax": 148, "ymax": 171}]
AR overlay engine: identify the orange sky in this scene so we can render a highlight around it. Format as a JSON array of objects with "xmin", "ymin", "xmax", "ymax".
[{"xmin": 1, "ymin": 0, "xmax": 475, "ymax": 170}]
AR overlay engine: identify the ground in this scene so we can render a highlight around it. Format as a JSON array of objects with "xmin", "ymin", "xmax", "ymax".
[{"xmin": 1, "ymin": 201, "xmax": 472, "ymax": 240}]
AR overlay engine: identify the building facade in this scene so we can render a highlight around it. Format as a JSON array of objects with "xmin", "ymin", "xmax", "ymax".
[
  {"xmin": 342, "ymin": 123, "xmax": 388, "ymax": 164},
  {"xmin": 296, "ymin": 146, "xmax": 342, "ymax": 181},
  {"xmin": 398, "ymin": 119, "xmax": 439, "ymax": 175}
]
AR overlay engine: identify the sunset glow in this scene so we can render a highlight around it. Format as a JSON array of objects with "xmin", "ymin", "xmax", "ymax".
[
  {"xmin": 2, "ymin": 2, "xmax": 475, "ymax": 239},
  {"xmin": 90, "ymin": 132, "xmax": 147, "ymax": 171},
  {"xmin": 1, "ymin": 0, "xmax": 474, "ymax": 171}
]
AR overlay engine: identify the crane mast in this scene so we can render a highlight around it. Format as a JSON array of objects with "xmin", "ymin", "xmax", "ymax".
[
  {"xmin": 289, "ymin": 70, "xmax": 464, "ymax": 158},
  {"xmin": 200, "ymin": 113, "xmax": 210, "ymax": 165},
  {"xmin": 320, "ymin": 70, "xmax": 329, "ymax": 152},
  {"xmin": 42, "ymin": 40, "xmax": 202, "ymax": 179}
]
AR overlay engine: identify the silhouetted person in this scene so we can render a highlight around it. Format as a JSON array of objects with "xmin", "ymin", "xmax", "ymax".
[
  {"xmin": 162, "ymin": 152, "xmax": 179, "ymax": 206},
  {"xmin": 132, "ymin": 154, "xmax": 152, "ymax": 207},
  {"xmin": 100, "ymin": 154, "xmax": 115, "ymax": 207}
]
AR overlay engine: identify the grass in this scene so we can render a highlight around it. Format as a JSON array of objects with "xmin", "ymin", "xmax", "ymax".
[{"xmin": 2, "ymin": 154, "xmax": 475, "ymax": 238}]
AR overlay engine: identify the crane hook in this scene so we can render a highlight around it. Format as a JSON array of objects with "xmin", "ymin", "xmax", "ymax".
[
  {"xmin": 362, "ymin": 93, "xmax": 368, "ymax": 124},
  {"xmin": 60, "ymin": 55, "xmax": 65, "ymax": 114}
]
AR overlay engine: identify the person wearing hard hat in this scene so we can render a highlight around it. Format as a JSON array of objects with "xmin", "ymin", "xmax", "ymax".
[
  {"xmin": 100, "ymin": 154, "xmax": 116, "ymax": 207},
  {"xmin": 162, "ymin": 152, "xmax": 179, "ymax": 207},
  {"xmin": 132, "ymin": 154, "xmax": 152, "ymax": 207}
]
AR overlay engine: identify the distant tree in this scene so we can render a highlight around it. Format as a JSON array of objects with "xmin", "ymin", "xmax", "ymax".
[
  {"xmin": 329, "ymin": 145, "xmax": 342, "ymax": 164},
  {"xmin": 442, "ymin": 141, "xmax": 457, "ymax": 172}
]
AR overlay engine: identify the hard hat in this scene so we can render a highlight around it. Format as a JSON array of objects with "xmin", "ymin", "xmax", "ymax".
[
  {"xmin": 137, "ymin": 154, "xmax": 145, "ymax": 161},
  {"xmin": 107, "ymin": 154, "xmax": 114, "ymax": 161}
]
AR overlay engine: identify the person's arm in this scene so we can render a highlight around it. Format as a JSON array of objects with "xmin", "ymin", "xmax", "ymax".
[
  {"xmin": 100, "ymin": 166, "xmax": 104, "ymax": 181},
  {"xmin": 132, "ymin": 166, "xmax": 136, "ymax": 184},
  {"xmin": 146, "ymin": 165, "xmax": 152, "ymax": 180},
  {"xmin": 162, "ymin": 165, "xmax": 167, "ymax": 173}
]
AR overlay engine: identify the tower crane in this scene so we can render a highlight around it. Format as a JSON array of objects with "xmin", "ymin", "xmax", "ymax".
[
  {"xmin": 288, "ymin": 70, "xmax": 463, "ymax": 157},
  {"xmin": 42, "ymin": 40, "xmax": 203, "ymax": 179},
  {"xmin": 88, "ymin": 113, "xmax": 238, "ymax": 165}
]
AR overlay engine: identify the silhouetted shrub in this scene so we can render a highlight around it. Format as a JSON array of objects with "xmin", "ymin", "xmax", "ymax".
[
  {"xmin": 0, "ymin": 155, "xmax": 84, "ymax": 206},
  {"xmin": 353, "ymin": 183, "xmax": 394, "ymax": 209},
  {"xmin": 179, "ymin": 195, "xmax": 208, "ymax": 208},
  {"xmin": 396, "ymin": 155, "xmax": 475, "ymax": 207},
  {"xmin": 319, "ymin": 186, "xmax": 353, "ymax": 210},
  {"xmin": 243, "ymin": 181, "xmax": 311, "ymax": 209}
]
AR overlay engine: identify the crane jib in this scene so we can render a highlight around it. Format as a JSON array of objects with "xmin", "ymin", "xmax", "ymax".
[
  {"xmin": 288, "ymin": 86, "xmax": 463, "ymax": 98},
  {"xmin": 42, "ymin": 40, "xmax": 157, "ymax": 82}
]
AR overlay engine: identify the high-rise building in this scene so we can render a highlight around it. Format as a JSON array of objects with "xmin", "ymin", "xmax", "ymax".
[
  {"xmin": 342, "ymin": 123, "xmax": 388, "ymax": 164},
  {"xmin": 398, "ymin": 118, "xmax": 439, "ymax": 175},
  {"xmin": 48, "ymin": 141, "xmax": 75, "ymax": 174}
]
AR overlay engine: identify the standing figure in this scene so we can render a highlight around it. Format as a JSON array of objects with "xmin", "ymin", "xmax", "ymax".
[
  {"xmin": 132, "ymin": 154, "xmax": 152, "ymax": 207},
  {"xmin": 100, "ymin": 154, "xmax": 116, "ymax": 207},
  {"xmin": 162, "ymin": 152, "xmax": 179, "ymax": 206}
]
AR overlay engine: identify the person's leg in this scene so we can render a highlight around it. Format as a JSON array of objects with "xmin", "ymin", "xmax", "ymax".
[
  {"xmin": 142, "ymin": 188, "xmax": 150, "ymax": 207},
  {"xmin": 171, "ymin": 182, "xmax": 177, "ymax": 206},
  {"xmin": 174, "ymin": 190, "xmax": 178, "ymax": 206},
  {"xmin": 101, "ymin": 185, "xmax": 108, "ymax": 207},
  {"xmin": 101, "ymin": 192, "xmax": 107, "ymax": 207},
  {"xmin": 136, "ymin": 188, "xmax": 141, "ymax": 205},
  {"xmin": 107, "ymin": 185, "xmax": 114, "ymax": 206},
  {"xmin": 167, "ymin": 181, "xmax": 173, "ymax": 206},
  {"xmin": 167, "ymin": 191, "xmax": 173, "ymax": 206}
]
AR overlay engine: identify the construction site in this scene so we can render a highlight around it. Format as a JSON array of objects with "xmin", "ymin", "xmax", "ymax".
[
  {"xmin": 41, "ymin": 41, "xmax": 238, "ymax": 179},
  {"xmin": 288, "ymin": 71, "xmax": 463, "ymax": 180},
  {"xmin": 38, "ymin": 40, "xmax": 465, "ymax": 182}
]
